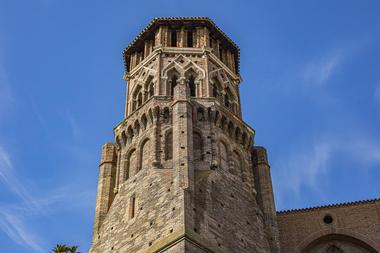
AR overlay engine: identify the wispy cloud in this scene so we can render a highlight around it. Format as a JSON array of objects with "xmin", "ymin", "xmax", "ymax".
[
  {"xmin": 303, "ymin": 51, "xmax": 343, "ymax": 85},
  {"xmin": 0, "ymin": 146, "xmax": 42, "ymax": 212},
  {"xmin": 273, "ymin": 134, "xmax": 380, "ymax": 204},
  {"xmin": 0, "ymin": 146, "xmax": 46, "ymax": 252},
  {"xmin": 375, "ymin": 82, "xmax": 380, "ymax": 106},
  {"xmin": 301, "ymin": 36, "xmax": 372, "ymax": 86},
  {"xmin": 274, "ymin": 140, "xmax": 333, "ymax": 198},
  {"xmin": 0, "ymin": 209, "xmax": 45, "ymax": 253},
  {"xmin": 66, "ymin": 111, "xmax": 81, "ymax": 141},
  {"xmin": 0, "ymin": 145, "xmax": 94, "ymax": 252},
  {"xmin": 0, "ymin": 45, "xmax": 12, "ymax": 122}
]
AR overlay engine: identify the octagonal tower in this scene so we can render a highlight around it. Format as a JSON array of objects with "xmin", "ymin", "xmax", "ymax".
[{"xmin": 90, "ymin": 17, "xmax": 280, "ymax": 253}]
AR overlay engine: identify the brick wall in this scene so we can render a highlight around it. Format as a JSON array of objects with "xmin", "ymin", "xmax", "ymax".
[{"xmin": 277, "ymin": 199, "xmax": 380, "ymax": 253}]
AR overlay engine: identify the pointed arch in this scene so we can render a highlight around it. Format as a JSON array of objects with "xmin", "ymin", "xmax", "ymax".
[
  {"xmin": 131, "ymin": 84, "xmax": 143, "ymax": 112},
  {"xmin": 188, "ymin": 74, "xmax": 196, "ymax": 97},
  {"xmin": 299, "ymin": 230, "xmax": 380, "ymax": 253},
  {"xmin": 162, "ymin": 107, "xmax": 171, "ymax": 124},
  {"xmin": 232, "ymin": 149, "xmax": 246, "ymax": 181},
  {"xmin": 141, "ymin": 114, "xmax": 148, "ymax": 129},
  {"xmin": 197, "ymin": 107, "xmax": 205, "ymax": 122},
  {"xmin": 127, "ymin": 126, "xmax": 134, "ymax": 142},
  {"xmin": 227, "ymin": 121, "xmax": 235, "ymax": 136},
  {"xmin": 125, "ymin": 148, "xmax": 137, "ymax": 180},
  {"xmin": 121, "ymin": 131, "xmax": 127, "ymax": 146},
  {"xmin": 148, "ymin": 82, "xmax": 154, "ymax": 98},
  {"xmin": 139, "ymin": 138, "xmax": 151, "ymax": 171},
  {"xmin": 162, "ymin": 55, "xmax": 205, "ymax": 96},
  {"xmin": 218, "ymin": 139, "xmax": 229, "ymax": 171},
  {"xmin": 134, "ymin": 120, "xmax": 140, "ymax": 136},
  {"xmin": 166, "ymin": 68, "xmax": 180, "ymax": 96}
]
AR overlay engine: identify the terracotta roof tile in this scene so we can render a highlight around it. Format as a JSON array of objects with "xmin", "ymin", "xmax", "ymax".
[{"xmin": 277, "ymin": 198, "xmax": 380, "ymax": 214}]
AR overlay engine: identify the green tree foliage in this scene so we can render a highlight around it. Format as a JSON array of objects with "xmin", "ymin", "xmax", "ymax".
[{"xmin": 51, "ymin": 244, "xmax": 80, "ymax": 253}]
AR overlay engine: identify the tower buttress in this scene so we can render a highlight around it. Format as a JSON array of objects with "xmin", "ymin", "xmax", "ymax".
[
  {"xmin": 252, "ymin": 146, "xmax": 281, "ymax": 253},
  {"xmin": 92, "ymin": 143, "xmax": 117, "ymax": 243}
]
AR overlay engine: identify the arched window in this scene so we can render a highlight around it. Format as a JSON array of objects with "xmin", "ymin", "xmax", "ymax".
[
  {"xmin": 170, "ymin": 75, "xmax": 177, "ymax": 96},
  {"xmin": 140, "ymin": 139, "xmax": 151, "ymax": 171},
  {"xmin": 131, "ymin": 85, "xmax": 143, "ymax": 112},
  {"xmin": 193, "ymin": 132, "xmax": 203, "ymax": 162},
  {"xmin": 224, "ymin": 93, "xmax": 230, "ymax": 108},
  {"xmin": 163, "ymin": 107, "xmax": 170, "ymax": 123},
  {"xmin": 171, "ymin": 30, "xmax": 177, "ymax": 47},
  {"xmin": 219, "ymin": 47, "xmax": 223, "ymax": 62},
  {"xmin": 212, "ymin": 78, "xmax": 223, "ymax": 103},
  {"xmin": 219, "ymin": 141, "xmax": 228, "ymax": 171},
  {"xmin": 326, "ymin": 246, "xmax": 343, "ymax": 253},
  {"xmin": 149, "ymin": 82, "xmax": 154, "ymax": 98},
  {"xmin": 141, "ymin": 114, "xmax": 148, "ymax": 129},
  {"xmin": 233, "ymin": 151, "xmax": 246, "ymax": 181},
  {"xmin": 126, "ymin": 149, "xmax": 137, "ymax": 180},
  {"xmin": 165, "ymin": 131, "xmax": 173, "ymax": 160},
  {"xmin": 137, "ymin": 92, "xmax": 143, "ymax": 107},
  {"xmin": 197, "ymin": 107, "xmax": 204, "ymax": 122},
  {"xmin": 212, "ymin": 83, "xmax": 218, "ymax": 98},
  {"xmin": 132, "ymin": 100, "xmax": 137, "ymax": 112},
  {"xmin": 189, "ymin": 75, "xmax": 196, "ymax": 97}
]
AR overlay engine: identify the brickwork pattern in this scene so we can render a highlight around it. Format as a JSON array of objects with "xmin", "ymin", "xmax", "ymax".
[{"xmin": 90, "ymin": 18, "xmax": 278, "ymax": 253}]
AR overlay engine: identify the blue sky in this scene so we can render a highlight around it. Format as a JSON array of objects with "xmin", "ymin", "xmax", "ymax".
[{"xmin": 0, "ymin": 0, "xmax": 379, "ymax": 252}]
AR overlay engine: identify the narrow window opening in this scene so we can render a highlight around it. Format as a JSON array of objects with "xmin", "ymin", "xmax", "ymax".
[
  {"xmin": 187, "ymin": 31, "xmax": 193, "ymax": 47},
  {"xmin": 137, "ymin": 92, "xmax": 143, "ymax": 107},
  {"xmin": 189, "ymin": 75, "xmax": 196, "ymax": 97},
  {"xmin": 212, "ymin": 83, "xmax": 218, "ymax": 98},
  {"xmin": 225, "ymin": 93, "xmax": 230, "ymax": 108},
  {"xmin": 171, "ymin": 30, "xmax": 177, "ymax": 47},
  {"xmin": 149, "ymin": 83, "xmax": 154, "ymax": 97},
  {"xmin": 130, "ymin": 195, "xmax": 136, "ymax": 219},
  {"xmin": 132, "ymin": 100, "xmax": 136, "ymax": 111},
  {"xmin": 170, "ymin": 76, "xmax": 177, "ymax": 96},
  {"xmin": 219, "ymin": 47, "xmax": 223, "ymax": 62}
]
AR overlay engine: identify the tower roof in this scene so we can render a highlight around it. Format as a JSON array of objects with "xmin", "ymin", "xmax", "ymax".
[{"xmin": 123, "ymin": 17, "xmax": 240, "ymax": 72}]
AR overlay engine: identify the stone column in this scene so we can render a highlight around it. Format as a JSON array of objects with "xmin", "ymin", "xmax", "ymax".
[
  {"xmin": 195, "ymin": 27, "xmax": 203, "ymax": 48},
  {"xmin": 203, "ymin": 52, "xmax": 210, "ymax": 97},
  {"xmin": 124, "ymin": 77, "xmax": 130, "ymax": 118},
  {"xmin": 114, "ymin": 148, "xmax": 121, "ymax": 193},
  {"xmin": 178, "ymin": 27, "xmax": 185, "ymax": 47},
  {"xmin": 144, "ymin": 40, "xmax": 150, "ymax": 58},
  {"xmin": 151, "ymin": 112, "xmax": 160, "ymax": 168},
  {"xmin": 172, "ymin": 77, "xmax": 194, "ymax": 191},
  {"xmin": 252, "ymin": 146, "xmax": 281, "ymax": 253},
  {"xmin": 157, "ymin": 50, "xmax": 162, "ymax": 95}
]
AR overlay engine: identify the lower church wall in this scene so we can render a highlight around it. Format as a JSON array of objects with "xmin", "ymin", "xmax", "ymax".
[
  {"xmin": 90, "ymin": 168, "xmax": 183, "ymax": 253},
  {"xmin": 276, "ymin": 199, "xmax": 380, "ymax": 253}
]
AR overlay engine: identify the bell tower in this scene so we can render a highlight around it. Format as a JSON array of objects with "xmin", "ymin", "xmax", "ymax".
[{"xmin": 90, "ymin": 17, "xmax": 280, "ymax": 253}]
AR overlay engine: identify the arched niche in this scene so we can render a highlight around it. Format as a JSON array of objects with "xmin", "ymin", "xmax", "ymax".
[{"xmin": 300, "ymin": 231, "xmax": 380, "ymax": 253}]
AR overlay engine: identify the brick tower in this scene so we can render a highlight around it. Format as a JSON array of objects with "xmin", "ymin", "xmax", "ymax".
[{"xmin": 90, "ymin": 17, "xmax": 280, "ymax": 253}]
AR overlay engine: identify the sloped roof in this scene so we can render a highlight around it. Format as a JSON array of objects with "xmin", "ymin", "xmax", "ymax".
[{"xmin": 277, "ymin": 198, "xmax": 380, "ymax": 214}]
